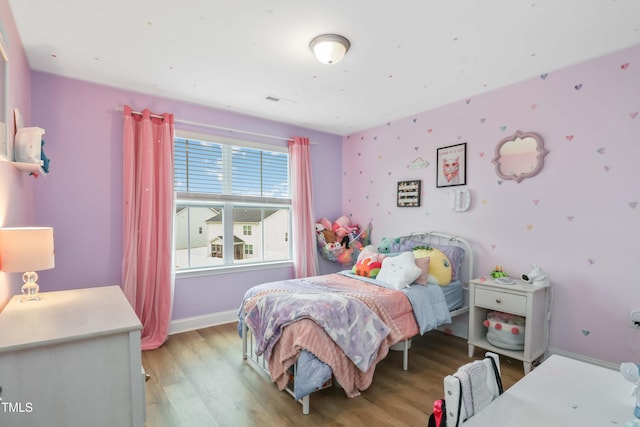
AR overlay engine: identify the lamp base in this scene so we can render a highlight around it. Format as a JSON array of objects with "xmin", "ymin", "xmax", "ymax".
[{"xmin": 19, "ymin": 271, "xmax": 40, "ymax": 302}]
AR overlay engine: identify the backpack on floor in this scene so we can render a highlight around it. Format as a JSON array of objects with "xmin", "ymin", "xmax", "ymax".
[{"xmin": 427, "ymin": 398, "xmax": 446, "ymax": 427}]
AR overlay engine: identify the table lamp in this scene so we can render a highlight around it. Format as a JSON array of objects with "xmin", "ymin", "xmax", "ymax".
[{"xmin": 0, "ymin": 227, "xmax": 55, "ymax": 302}]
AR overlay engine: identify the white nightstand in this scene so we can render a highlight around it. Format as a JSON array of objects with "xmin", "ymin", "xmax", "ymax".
[
  {"xmin": 468, "ymin": 277, "xmax": 550, "ymax": 374},
  {"xmin": 0, "ymin": 286, "xmax": 145, "ymax": 427}
]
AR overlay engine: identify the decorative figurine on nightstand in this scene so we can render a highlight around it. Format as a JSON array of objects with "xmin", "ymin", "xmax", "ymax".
[
  {"xmin": 490, "ymin": 266, "xmax": 507, "ymax": 278},
  {"xmin": 490, "ymin": 266, "xmax": 516, "ymax": 285},
  {"xmin": 620, "ymin": 362, "xmax": 640, "ymax": 420},
  {"xmin": 521, "ymin": 264, "xmax": 550, "ymax": 287}
]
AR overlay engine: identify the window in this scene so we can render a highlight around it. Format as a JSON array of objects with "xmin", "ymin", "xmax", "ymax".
[{"xmin": 174, "ymin": 131, "xmax": 291, "ymax": 272}]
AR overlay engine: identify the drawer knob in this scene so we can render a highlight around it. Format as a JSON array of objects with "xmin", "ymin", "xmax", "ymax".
[{"xmin": 495, "ymin": 298, "xmax": 502, "ymax": 304}]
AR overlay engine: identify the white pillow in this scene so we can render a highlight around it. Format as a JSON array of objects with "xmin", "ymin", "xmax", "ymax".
[{"xmin": 376, "ymin": 251, "xmax": 422, "ymax": 290}]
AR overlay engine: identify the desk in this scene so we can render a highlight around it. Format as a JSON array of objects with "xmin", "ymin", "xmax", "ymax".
[{"xmin": 463, "ymin": 354, "xmax": 635, "ymax": 426}]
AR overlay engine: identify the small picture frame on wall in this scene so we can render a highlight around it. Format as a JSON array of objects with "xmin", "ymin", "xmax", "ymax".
[
  {"xmin": 436, "ymin": 143, "xmax": 467, "ymax": 187},
  {"xmin": 397, "ymin": 180, "xmax": 421, "ymax": 207}
]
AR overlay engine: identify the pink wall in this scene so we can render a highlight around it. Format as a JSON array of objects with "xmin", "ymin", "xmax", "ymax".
[
  {"xmin": 29, "ymin": 72, "xmax": 343, "ymax": 320},
  {"xmin": 5, "ymin": 0, "xmax": 638, "ymax": 364},
  {"xmin": 343, "ymin": 44, "xmax": 640, "ymax": 364},
  {"xmin": 0, "ymin": 0, "xmax": 35, "ymax": 306}
]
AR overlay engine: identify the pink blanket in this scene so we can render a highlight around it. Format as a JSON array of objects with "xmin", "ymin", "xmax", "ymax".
[{"xmin": 243, "ymin": 273, "xmax": 419, "ymax": 397}]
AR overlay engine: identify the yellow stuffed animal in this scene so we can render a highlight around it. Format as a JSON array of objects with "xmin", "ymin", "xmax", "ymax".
[{"xmin": 413, "ymin": 246, "xmax": 452, "ymax": 286}]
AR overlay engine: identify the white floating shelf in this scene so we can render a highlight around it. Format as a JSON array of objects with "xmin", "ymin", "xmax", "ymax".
[{"xmin": 12, "ymin": 161, "xmax": 47, "ymax": 176}]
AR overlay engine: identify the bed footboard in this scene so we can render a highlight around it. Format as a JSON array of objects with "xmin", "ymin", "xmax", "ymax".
[{"xmin": 241, "ymin": 312, "xmax": 312, "ymax": 414}]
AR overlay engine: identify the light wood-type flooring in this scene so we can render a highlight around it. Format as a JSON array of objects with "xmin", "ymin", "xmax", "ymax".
[{"xmin": 142, "ymin": 322, "xmax": 525, "ymax": 427}]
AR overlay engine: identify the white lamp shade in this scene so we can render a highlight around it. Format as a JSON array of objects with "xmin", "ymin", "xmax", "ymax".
[
  {"xmin": 0, "ymin": 227, "xmax": 55, "ymax": 273},
  {"xmin": 310, "ymin": 34, "xmax": 350, "ymax": 65}
]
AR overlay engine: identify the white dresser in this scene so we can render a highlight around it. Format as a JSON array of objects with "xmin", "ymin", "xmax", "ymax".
[{"xmin": 0, "ymin": 286, "xmax": 144, "ymax": 427}]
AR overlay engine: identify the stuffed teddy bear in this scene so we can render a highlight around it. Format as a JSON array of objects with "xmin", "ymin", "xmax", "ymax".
[{"xmin": 316, "ymin": 218, "xmax": 337, "ymax": 243}]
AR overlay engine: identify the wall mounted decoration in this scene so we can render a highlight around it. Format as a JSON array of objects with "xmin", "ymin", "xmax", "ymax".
[
  {"xmin": 492, "ymin": 131, "xmax": 547, "ymax": 183},
  {"xmin": 407, "ymin": 157, "xmax": 429, "ymax": 169},
  {"xmin": 397, "ymin": 180, "xmax": 421, "ymax": 207},
  {"xmin": 436, "ymin": 143, "xmax": 466, "ymax": 187},
  {"xmin": 452, "ymin": 188, "xmax": 472, "ymax": 212}
]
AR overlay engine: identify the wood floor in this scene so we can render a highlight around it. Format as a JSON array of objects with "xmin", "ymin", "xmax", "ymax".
[{"xmin": 142, "ymin": 323, "xmax": 524, "ymax": 427}]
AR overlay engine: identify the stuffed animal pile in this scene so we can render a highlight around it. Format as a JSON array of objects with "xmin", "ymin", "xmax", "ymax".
[
  {"xmin": 315, "ymin": 215, "xmax": 360, "ymax": 250},
  {"xmin": 315, "ymin": 216, "xmax": 370, "ymax": 265}
]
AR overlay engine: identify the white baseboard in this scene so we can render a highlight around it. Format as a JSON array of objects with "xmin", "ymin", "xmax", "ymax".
[
  {"xmin": 168, "ymin": 310, "xmax": 237, "ymax": 335},
  {"xmin": 547, "ymin": 346, "xmax": 617, "ymax": 370}
]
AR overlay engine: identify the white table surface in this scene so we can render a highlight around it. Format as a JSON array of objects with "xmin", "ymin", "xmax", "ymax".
[
  {"xmin": 463, "ymin": 354, "xmax": 636, "ymax": 426},
  {"xmin": 0, "ymin": 285, "xmax": 141, "ymax": 352}
]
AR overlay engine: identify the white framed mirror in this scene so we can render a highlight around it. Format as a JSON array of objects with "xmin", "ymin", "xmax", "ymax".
[
  {"xmin": 492, "ymin": 131, "xmax": 548, "ymax": 183},
  {"xmin": 0, "ymin": 32, "xmax": 8, "ymax": 161}
]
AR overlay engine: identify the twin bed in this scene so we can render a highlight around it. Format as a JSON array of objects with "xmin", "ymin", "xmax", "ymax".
[{"xmin": 239, "ymin": 232, "xmax": 473, "ymax": 414}]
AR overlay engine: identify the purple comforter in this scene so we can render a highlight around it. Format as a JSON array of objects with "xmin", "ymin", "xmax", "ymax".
[{"xmin": 244, "ymin": 287, "xmax": 390, "ymax": 372}]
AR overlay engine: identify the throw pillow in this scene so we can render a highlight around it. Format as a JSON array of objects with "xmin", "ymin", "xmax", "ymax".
[{"xmin": 376, "ymin": 251, "xmax": 422, "ymax": 290}]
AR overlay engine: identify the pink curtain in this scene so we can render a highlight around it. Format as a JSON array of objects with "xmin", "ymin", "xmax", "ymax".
[
  {"xmin": 122, "ymin": 105, "xmax": 174, "ymax": 350},
  {"xmin": 289, "ymin": 137, "xmax": 319, "ymax": 278}
]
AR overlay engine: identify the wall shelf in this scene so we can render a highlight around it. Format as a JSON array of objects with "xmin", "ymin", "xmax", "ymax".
[{"xmin": 12, "ymin": 161, "xmax": 46, "ymax": 176}]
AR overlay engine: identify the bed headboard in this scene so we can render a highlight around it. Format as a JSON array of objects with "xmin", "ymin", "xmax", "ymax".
[{"xmin": 389, "ymin": 231, "xmax": 474, "ymax": 287}]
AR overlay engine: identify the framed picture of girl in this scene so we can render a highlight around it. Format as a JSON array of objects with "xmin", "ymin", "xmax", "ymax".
[{"xmin": 436, "ymin": 143, "xmax": 467, "ymax": 187}]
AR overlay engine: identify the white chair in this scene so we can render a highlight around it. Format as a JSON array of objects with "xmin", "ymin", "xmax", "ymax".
[{"xmin": 444, "ymin": 352, "xmax": 503, "ymax": 427}]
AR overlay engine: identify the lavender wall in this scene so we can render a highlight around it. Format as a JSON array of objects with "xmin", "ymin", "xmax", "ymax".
[
  {"xmin": 342, "ymin": 44, "xmax": 640, "ymax": 364},
  {"xmin": 0, "ymin": 0, "xmax": 35, "ymax": 306},
  {"xmin": 29, "ymin": 72, "xmax": 343, "ymax": 319}
]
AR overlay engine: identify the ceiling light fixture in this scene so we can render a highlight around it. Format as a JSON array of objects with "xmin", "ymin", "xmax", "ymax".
[{"xmin": 310, "ymin": 34, "xmax": 350, "ymax": 65}]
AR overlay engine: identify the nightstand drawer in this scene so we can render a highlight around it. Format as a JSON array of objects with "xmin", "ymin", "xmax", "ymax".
[{"xmin": 475, "ymin": 288, "xmax": 527, "ymax": 315}]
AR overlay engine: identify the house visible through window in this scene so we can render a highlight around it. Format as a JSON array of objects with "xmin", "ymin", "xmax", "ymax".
[{"xmin": 173, "ymin": 131, "xmax": 292, "ymax": 271}]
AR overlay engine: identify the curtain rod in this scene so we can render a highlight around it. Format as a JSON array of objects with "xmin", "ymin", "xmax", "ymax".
[{"xmin": 120, "ymin": 108, "xmax": 299, "ymax": 143}]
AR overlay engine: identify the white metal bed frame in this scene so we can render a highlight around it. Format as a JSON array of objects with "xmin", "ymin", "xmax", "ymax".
[{"xmin": 241, "ymin": 231, "xmax": 473, "ymax": 414}]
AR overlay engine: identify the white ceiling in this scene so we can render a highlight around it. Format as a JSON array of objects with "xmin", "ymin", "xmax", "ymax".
[{"xmin": 8, "ymin": 0, "xmax": 640, "ymax": 136}]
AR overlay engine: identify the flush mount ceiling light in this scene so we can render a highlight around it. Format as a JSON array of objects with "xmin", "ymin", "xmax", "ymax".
[{"xmin": 310, "ymin": 34, "xmax": 350, "ymax": 65}]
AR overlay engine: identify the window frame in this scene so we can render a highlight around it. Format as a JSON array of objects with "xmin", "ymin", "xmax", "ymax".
[{"xmin": 174, "ymin": 130, "xmax": 293, "ymax": 277}]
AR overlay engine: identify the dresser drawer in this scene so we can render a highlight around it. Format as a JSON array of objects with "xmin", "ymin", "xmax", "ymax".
[{"xmin": 475, "ymin": 287, "xmax": 527, "ymax": 315}]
